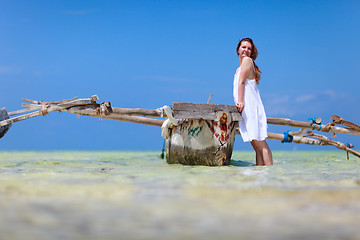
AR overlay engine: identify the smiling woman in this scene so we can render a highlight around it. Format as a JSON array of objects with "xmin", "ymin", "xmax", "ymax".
[{"xmin": 233, "ymin": 38, "xmax": 273, "ymax": 166}]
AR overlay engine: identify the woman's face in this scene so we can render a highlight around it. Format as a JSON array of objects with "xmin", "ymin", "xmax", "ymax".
[{"xmin": 238, "ymin": 41, "xmax": 252, "ymax": 58}]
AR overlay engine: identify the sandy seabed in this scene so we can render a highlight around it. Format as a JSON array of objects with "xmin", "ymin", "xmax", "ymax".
[{"xmin": 0, "ymin": 151, "xmax": 360, "ymax": 240}]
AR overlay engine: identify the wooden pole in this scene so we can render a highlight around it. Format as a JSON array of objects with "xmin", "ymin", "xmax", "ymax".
[
  {"xmin": 2, "ymin": 96, "xmax": 360, "ymax": 154},
  {"xmin": 0, "ymin": 96, "xmax": 98, "ymax": 127},
  {"xmin": 99, "ymin": 115, "xmax": 163, "ymax": 127},
  {"xmin": 266, "ymin": 132, "xmax": 322, "ymax": 145},
  {"xmin": 0, "ymin": 105, "xmax": 64, "ymax": 127},
  {"xmin": 8, "ymin": 106, "xmax": 41, "ymax": 116},
  {"xmin": 58, "ymin": 104, "xmax": 162, "ymax": 117},
  {"xmin": 111, "ymin": 107, "xmax": 162, "ymax": 117},
  {"xmin": 235, "ymin": 128, "xmax": 322, "ymax": 145},
  {"xmin": 61, "ymin": 106, "xmax": 163, "ymax": 127},
  {"xmin": 267, "ymin": 117, "xmax": 360, "ymax": 136},
  {"xmin": 305, "ymin": 131, "xmax": 360, "ymax": 158},
  {"xmin": 323, "ymin": 115, "xmax": 360, "ymax": 132}
]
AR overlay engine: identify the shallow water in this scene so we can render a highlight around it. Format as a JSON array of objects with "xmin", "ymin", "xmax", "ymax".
[{"xmin": 1, "ymin": 151, "xmax": 360, "ymax": 240}]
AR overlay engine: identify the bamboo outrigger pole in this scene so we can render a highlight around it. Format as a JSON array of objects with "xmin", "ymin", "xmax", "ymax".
[
  {"xmin": 1, "ymin": 95, "xmax": 359, "ymax": 158},
  {"xmin": 2, "ymin": 96, "xmax": 358, "ymax": 136},
  {"xmin": 0, "ymin": 96, "xmax": 100, "ymax": 128},
  {"xmin": 305, "ymin": 131, "xmax": 360, "ymax": 158},
  {"xmin": 267, "ymin": 118, "xmax": 360, "ymax": 136}
]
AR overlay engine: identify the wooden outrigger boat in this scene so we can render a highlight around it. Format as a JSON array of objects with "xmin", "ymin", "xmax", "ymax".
[
  {"xmin": 164, "ymin": 103, "xmax": 241, "ymax": 166},
  {"xmin": 1, "ymin": 95, "xmax": 359, "ymax": 166}
]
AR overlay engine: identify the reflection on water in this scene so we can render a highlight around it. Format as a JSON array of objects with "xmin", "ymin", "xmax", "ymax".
[{"xmin": 0, "ymin": 151, "xmax": 360, "ymax": 240}]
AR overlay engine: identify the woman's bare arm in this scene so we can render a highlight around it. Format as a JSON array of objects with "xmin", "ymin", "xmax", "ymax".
[{"xmin": 236, "ymin": 57, "xmax": 253, "ymax": 112}]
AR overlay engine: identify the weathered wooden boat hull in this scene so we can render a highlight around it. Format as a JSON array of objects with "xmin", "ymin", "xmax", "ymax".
[
  {"xmin": 166, "ymin": 115, "xmax": 238, "ymax": 166},
  {"xmin": 0, "ymin": 108, "xmax": 11, "ymax": 139}
]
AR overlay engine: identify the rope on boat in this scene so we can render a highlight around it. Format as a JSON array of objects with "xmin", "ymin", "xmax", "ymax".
[
  {"xmin": 308, "ymin": 117, "xmax": 322, "ymax": 130},
  {"xmin": 158, "ymin": 105, "xmax": 183, "ymax": 140},
  {"xmin": 281, "ymin": 130, "xmax": 294, "ymax": 143},
  {"xmin": 160, "ymin": 139, "xmax": 166, "ymax": 159}
]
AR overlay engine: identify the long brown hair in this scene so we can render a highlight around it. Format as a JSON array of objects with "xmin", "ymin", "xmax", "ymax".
[{"xmin": 236, "ymin": 38, "xmax": 261, "ymax": 83}]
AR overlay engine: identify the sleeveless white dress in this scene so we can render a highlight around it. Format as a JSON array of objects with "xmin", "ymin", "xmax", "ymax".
[{"xmin": 233, "ymin": 63, "xmax": 268, "ymax": 142}]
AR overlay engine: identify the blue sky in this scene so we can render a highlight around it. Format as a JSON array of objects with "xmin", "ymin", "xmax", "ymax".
[{"xmin": 1, "ymin": 0, "xmax": 359, "ymax": 152}]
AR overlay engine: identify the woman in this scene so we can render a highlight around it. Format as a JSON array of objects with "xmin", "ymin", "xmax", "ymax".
[{"xmin": 233, "ymin": 38, "xmax": 273, "ymax": 166}]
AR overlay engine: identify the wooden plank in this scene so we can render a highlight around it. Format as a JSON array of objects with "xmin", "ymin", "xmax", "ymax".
[
  {"xmin": 172, "ymin": 102, "xmax": 242, "ymax": 121},
  {"xmin": 174, "ymin": 112, "xmax": 242, "ymax": 121},
  {"xmin": 173, "ymin": 102, "xmax": 239, "ymax": 112}
]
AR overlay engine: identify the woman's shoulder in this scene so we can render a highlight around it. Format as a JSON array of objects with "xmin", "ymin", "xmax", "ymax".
[
  {"xmin": 242, "ymin": 57, "xmax": 253, "ymax": 64},
  {"xmin": 241, "ymin": 57, "xmax": 254, "ymax": 68}
]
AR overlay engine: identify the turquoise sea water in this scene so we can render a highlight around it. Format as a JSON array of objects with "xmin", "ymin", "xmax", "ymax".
[{"xmin": 1, "ymin": 150, "xmax": 360, "ymax": 240}]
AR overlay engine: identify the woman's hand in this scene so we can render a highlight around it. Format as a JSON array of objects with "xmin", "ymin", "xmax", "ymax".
[{"xmin": 236, "ymin": 102, "xmax": 244, "ymax": 113}]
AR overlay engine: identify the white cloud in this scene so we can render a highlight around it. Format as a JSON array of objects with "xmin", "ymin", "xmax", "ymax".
[
  {"xmin": 296, "ymin": 94, "xmax": 316, "ymax": 103},
  {"xmin": 150, "ymin": 75, "xmax": 191, "ymax": 83},
  {"xmin": 134, "ymin": 75, "xmax": 193, "ymax": 83},
  {"xmin": 20, "ymin": 18, "xmax": 32, "ymax": 22},
  {"xmin": 322, "ymin": 89, "xmax": 348, "ymax": 99},
  {"xmin": 0, "ymin": 66, "xmax": 21, "ymax": 74},
  {"xmin": 264, "ymin": 94, "xmax": 290, "ymax": 105},
  {"xmin": 263, "ymin": 94, "xmax": 295, "ymax": 116}
]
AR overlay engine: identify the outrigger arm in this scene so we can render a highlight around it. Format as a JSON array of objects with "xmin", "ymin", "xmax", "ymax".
[{"xmin": 1, "ymin": 95, "xmax": 359, "ymax": 158}]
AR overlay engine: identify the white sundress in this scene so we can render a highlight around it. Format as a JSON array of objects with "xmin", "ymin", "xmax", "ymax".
[{"xmin": 233, "ymin": 63, "xmax": 268, "ymax": 142}]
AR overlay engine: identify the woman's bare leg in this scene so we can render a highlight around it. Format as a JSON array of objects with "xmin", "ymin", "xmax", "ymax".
[
  {"xmin": 251, "ymin": 144, "xmax": 264, "ymax": 165},
  {"xmin": 251, "ymin": 140, "xmax": 273, "ymax": 166}
]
